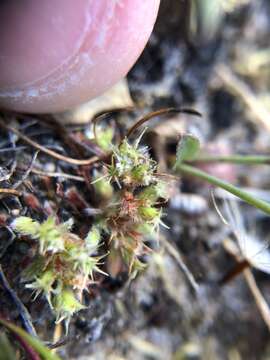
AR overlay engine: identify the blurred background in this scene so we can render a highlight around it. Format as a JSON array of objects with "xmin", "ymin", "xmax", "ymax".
[
  {"xmin": 65, "ymin": 1, "xmax": 270, "ymax": 358},
  {"xmin": 69, "ymin": 1, "xmax": 270, "ymax": 359}
]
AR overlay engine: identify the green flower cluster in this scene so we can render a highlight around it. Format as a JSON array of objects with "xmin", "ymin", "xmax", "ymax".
[
  {"xmin": 108, "ymin": 137, "xmax": 157, "ymax": 187},
  {"xmin": 12, "ymin": 217, "xmax": 103, "ymax": 330},
  {"xmin": 95, "ymin": 137, "xmax": 169, "ymax": 274},
  {"xmin": 12, "ymin": 134, "xmax": 169, "ymax": 328}
]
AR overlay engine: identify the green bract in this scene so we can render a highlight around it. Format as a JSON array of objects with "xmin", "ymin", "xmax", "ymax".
[
  {"xmin": 12, "ymin": 130, "xmax": 171, "ymax": 328},
  {"xmin": 12, "ymin": 217, "xmax": 103, "ymax": 329},
  {"xmin": 54, "ymin": 287, "xmax": 86, "ymax": 330},
  {"xmin": 12, "ymin": 216, "xmax": 40, "ymax": 237},
  {"xmin": 138, "ymin": 182, "xmax": 168, "ymax": 203},
  {"xmin": 109, "ymin": 138, "xmax": 156, "ymax": 186},
  {"xmin": 26, "ymin": 269, "xmax": 56, "ymax": 307},
  {"xmin": 94, "ymin": 135, "xmax": 169, "ymax": 275}
]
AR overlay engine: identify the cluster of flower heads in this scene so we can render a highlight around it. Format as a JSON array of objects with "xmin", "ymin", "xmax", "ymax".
[
  {"xmin": 95, "ymin": 136, "xmax": 169, "ymax": 274},
  {"xmin": 108, "ymin": 137, "xmax": 157, "ymax": 187},
  {"xmin": 13, "ymin": 134, "xmax": 169, "ymax": 328},
  {"xmin": 12, "ymin": 216, "xmax": 104, "ymax": 330}
]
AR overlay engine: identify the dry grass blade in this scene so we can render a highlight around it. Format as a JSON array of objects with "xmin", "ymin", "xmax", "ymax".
[
  {"xmin": 124, "ymin": 333, "xmax": 165, "ymax": 359},
  {"xmin": 162, "ymin": 237, "xmax": 199, "ymax": 294},
  {"xmin": 216, "ymin": 64, "xmax": 270, "ymax": 132},
  {"xmin": 0, "ymin": 188, "xmax": 21, "ymax": 197},
  {"xmin": 0, "ymin": 265, "xmax": 37, "ymax": 336},
  {"xmin": 243, "ymin": 269, "xmax": 270, "ymax": 333},
  {"xmin": 29, "ymin": 168, "xmax": 85, "ymax": 182},
  {"xmin": 223, "ymin": 239, "xmax": 270, "ymax": 332},
  {"xmin": 0, "ymin": 146, "xmax": 27, "ymax": 153},
  {"xmin": 13, "ymin": 151, "xmax": 39, "ymax": 189},
  {"xmin": 0, "ymin": 119, "xmax": 100, "ymax": 166},
  {"xmin": 126, "ymin": 107, "xmax": 201, "ymax": 139}
]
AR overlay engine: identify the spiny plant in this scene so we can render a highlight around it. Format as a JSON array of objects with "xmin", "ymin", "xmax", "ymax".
[
  {"xmin": 12, "ymin": 130, "xmax": 170, "ymax": 328},
  {"xmin": 90, "ymin": 120, "xmax": 270, "ymax": 283},
  {"xmin": 11, "ymin": 108, "xmax": 270, "ymax": 331},
  {"xmin": 93, "ymin": 132, "xmax": 169, "ymax": 275},
  {"xmin": 12, "ymin": 216, "xmax": 104, "ymax": 330}
]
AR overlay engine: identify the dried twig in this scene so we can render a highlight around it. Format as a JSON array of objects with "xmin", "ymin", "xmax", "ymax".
[
  {"xmin": 36, "ymin": 115, "xmax": 97, "ymax": 157},
  {"xmin": 48, "ymin": 336, "xmax": 71, "ymax": 350},
  {"xmin": 126, "ymin": 107, "xmax": 201, "ymax": 139},
  {"xmin": 0, "ymin": 188, "xmax": 21, "ymax": 197},
  {"xmin": 0, "ymin": 160, "xmax": 17, "ymax": 183},
  {"xmin": 92, "ymin": 107, "xmax": 134, "ymax": 141},
  {"xmin": 216, "ymin": 64, "xmax": 270, "ymax": 132},
  {"xmin": 244, "ymin": 269, "xmax": 270, "ymax": 332},
  {"xmin": 29, "ymin": 168, "xmax": 85, "ymax": 182},
  {"xmin": 162, "ymin": 237, "xmax": 199, "ymax": 294},
  {"xmin": 0, "ymin": 227, "xmax": 15, "ymax": 259},
  {"xmin": 223, "ymin": 238, "xmax": 270, "ymax": 332},
  {"xmin": 0, "ymin": 265, "xmax": 37, "ymax": 336},
  {"xmin": 0, "ymin": 146, "xmax": 27, "ymax": 153},
  {"xmin": 0, "ymin": 120, "xmax": 100, "ymax": 166},
  {"xmin": 13, "ymin": 151, "xmax": 39, "ymax": 190}
]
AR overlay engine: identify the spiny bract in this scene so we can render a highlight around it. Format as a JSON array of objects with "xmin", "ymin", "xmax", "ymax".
[{"xmin": 12, "ymin": 216, "xmax": 103, "ymax": 330}]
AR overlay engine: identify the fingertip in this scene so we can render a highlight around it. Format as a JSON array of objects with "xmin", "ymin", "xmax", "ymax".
[{"xmin": 0, "ymin": 0, "xmax": 160, "ymax": 113}]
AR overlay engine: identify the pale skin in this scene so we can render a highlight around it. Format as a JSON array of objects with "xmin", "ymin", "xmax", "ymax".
[{"xmin": 0, "ymin": 0, "xmax": 160, "ymax": 113}]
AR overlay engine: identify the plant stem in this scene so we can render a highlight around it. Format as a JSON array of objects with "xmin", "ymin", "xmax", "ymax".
[
  {"xmin": 191, "ymin": 154, "xmax": 270, "ymax": 165},
  {"xmin": 176, "ymin": 163, "xmax": 270, "ymax": 215}
]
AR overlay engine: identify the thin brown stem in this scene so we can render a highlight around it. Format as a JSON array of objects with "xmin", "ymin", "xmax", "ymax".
[
  {"xmin": 0, "ymin": 120, "xmax": 101, "ymax": 166},
  {"xmin": 0, "ymin": 188, "xmax": 21, "ymax": 197},
  {"xmin": 30, "ymin": 168, "xmax": 85, "ymax": 182},
  {"xmin": 219, "ymin": 259, "xmax": 250, "ymax": 285},
  {"xmin": 126, "ymin": 107, "xmax": 201, "ymax": 139}
]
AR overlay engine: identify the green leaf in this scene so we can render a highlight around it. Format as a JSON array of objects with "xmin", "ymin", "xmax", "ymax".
[
  {"xmin": 0, "ymin": 318, "xmax": 62, "ymax": 360},
  {"xmin": 174, "ymin": 133, "xmax": 200, "ymax": 169}
]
